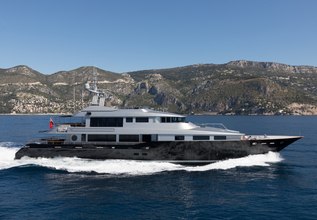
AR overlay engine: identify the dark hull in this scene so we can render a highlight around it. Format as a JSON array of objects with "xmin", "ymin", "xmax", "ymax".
[{"xmin": 15, "ymin": 137, "xmax": 302, "ymax": 163}]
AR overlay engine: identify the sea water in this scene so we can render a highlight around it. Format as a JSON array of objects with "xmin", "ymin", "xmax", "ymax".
[{"xmin": 0, "ymin": 115, "xmax": 316, "ymax": 219}]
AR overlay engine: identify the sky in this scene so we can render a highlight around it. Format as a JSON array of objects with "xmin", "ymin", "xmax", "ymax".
[{"xmin": 1, "ymin": 0, "xmax": 317, "ymax": 74}]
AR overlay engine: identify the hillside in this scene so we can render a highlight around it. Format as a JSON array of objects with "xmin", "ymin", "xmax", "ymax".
[{"xmin": 1, "ymin": 60, "xmax": 317, "ymax": 115}]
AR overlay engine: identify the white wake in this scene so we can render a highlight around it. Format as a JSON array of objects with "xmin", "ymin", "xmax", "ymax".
[{"xmin": 0, "ymin": 143, "xmax": 283, "ymax": 175}]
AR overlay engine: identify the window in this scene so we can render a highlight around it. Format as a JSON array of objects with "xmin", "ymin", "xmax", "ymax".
[
  {"xmin": 81, "ymin": 134, "xmax": 86, "ymax": 142},
  {"xmin": 175, "ymin": 135, "xmax": 185, "ymax": 140},
  {"xmin": 90, "ymin": 117, "xmax": 123, "ymax": 127},
  {"xmin": 119, "ymin": 135, "xmax": 139, "ymax": 142},
  {"xmin": 88, "ymin": 134, "xmax": 116, "ymax": 142},
  {"xmin": 126, "ymin": 117, "xmax": 133, "ymax": 123},
  {"xmin": 71, "ymin": 135, "xmax": 78, "ymax": 141},
  {"xmin": 136, "ymin": 117, "xmax": 149, "ymax": 123},
  {"xmin": 193, "ymin": 136, "xmax": 210, "ymax": 140},
  {"xmin": 171, "ymin": 117, "xmax": 185, "ymax": 122},
  {"xmin": 142, "ymin": 135, "xmax": 152, "ymax": 142},
  {"xmin": 161, "ymin": 117, "xmax": 186, "ymax": 123},
  {"xmin": 214, "ymin": 136, "xmax": 226, "ymax": 140}
]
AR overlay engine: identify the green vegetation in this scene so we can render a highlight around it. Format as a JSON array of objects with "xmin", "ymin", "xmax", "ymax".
[{"xmin": 1, "ymin": 60, "xmax": 317, "ymax": 115}]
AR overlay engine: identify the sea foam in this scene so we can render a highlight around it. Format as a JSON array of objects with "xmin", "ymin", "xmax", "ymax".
[{"xmin": 0, "ymin": 143, "xmax": 283, "ymax": 175}]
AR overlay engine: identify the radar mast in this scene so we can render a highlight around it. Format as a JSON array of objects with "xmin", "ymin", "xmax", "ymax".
[{"xmin": 85, "ymin": 68, "xmax": 105, "ymax": 106}]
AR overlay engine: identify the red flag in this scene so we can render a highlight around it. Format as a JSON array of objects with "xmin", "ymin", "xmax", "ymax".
[{"xmin": 49, "ymin": 117, "xmax": 54, "ymax": 129}]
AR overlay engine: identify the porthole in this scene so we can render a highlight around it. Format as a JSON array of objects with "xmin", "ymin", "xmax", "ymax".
[{"xmin": 71, "ymin": 135, "xmax": 78, "ymax": 141}]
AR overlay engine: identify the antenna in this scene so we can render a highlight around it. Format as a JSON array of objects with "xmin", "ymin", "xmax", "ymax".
[
  {"xmin": 85, "ymin": 67, "xmax": 106, "ymax": 106},
  {"xmin": 85, "ymin": 68, "xmax": 103, "ymax": 95},
  {"xmin": 73, "ymin": 86, "xmax": 76, "ymax": 112}
]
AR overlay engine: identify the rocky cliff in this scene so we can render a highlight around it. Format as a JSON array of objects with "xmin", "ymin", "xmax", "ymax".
[{"xmin": 1, "ymin": 60, "xmax": 317, "ymax": 115}]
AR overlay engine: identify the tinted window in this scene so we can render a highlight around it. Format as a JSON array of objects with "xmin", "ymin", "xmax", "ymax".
[
  {"xmin": 88, "ymin": 134, "xmax": 116, "ymax": 142},
  {"xmin": 81, "ymin": 134, "xmax": 86, "ymax": 142},
  {"xmin": 136, "ymin": 117, "xmax": 149, "ymax": 123},
  {"xmin": 214, "ymin": 136, "xmax": 226, "ymax": 140},
  {"xmin": 119, "ymin": 135, "xmax": 139, "ymax": 142},
  {"xmin": 172, "ymin": 117, "xmax": 185, "ymax": 122},
  {"xmin": 142, "ymin": 135, "xmax": 152, "ymax": 142},
  {"xmin": 126, "ymin": 117, "xmax": 133, "ymax": 123},
  {"xmin": 175, "ymin": 135, "xmax": 185, "ymax": 140},
  {"xmin": 90, "ymin": 117, "xmax": 123, "ymax": 127},
  {"xmin": 193, "ymin": 136, "xmax": 210, "ymax": 140},
  {"xmin": 161, "ymin": 117, "xmax": 186, "ymax": 123}
]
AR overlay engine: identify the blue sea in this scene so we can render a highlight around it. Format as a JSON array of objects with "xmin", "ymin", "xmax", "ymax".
[{"xmin": 0, "ymin": 115, "xmax": 316, "ymax": 219}]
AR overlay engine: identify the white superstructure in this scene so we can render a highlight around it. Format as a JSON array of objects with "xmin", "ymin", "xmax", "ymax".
[{"xmin": 48, "ymin": 78, "xmax": 244, "ymax": 145}]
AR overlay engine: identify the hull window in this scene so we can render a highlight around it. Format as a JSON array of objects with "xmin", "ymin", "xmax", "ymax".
[
  {"xmin": 193, "ymin": 136, "xmax": 210, "ymax": 140},
  {"xmin": 214, "ymin": 136, "xmax": 227, "ymax": 140},
  {"xmin": 88, "ymin": 134, "xmax": 116, "ymax": 142},
  {"xmin": 175, "ymin": 135, "xmax": 185, "ymax": 140},
  {"xmin": 142, "ymin": 135, "xmax": 152, "ymax": 142},
  {"xmin": 119, "ymin": 135, "xmax": 140, "ymax": 142},
  {"xmin": 90, "ymin": 117, "xmax": 123, "ymax": 127},
  {"xmin": 71, "ymin": 135, "xmax": 78, "ymax": 141},
  {"xmin": 81, "ymin": 134, "xmax": 86, "ymax": 142}
]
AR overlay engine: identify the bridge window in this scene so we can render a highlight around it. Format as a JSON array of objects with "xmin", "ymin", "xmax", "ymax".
[{"xmin": 161, "ymin": 117, "xmax": 185, "ymax": 123}]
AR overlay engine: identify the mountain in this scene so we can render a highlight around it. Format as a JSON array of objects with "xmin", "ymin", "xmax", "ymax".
[{"xmin": 1, "ymin": 60, "xmax": 317, "ymax": 115}]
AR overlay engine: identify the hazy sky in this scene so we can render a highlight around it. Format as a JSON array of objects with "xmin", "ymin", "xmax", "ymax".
[{"xmin": 1, "ymin": 0, "xmax": 316, "ymax": 74}]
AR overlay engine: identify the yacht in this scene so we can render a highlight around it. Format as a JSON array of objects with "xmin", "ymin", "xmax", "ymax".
[{"xmin": 15, "ymin": 78, "xmax": 302, "ymax": 163}]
